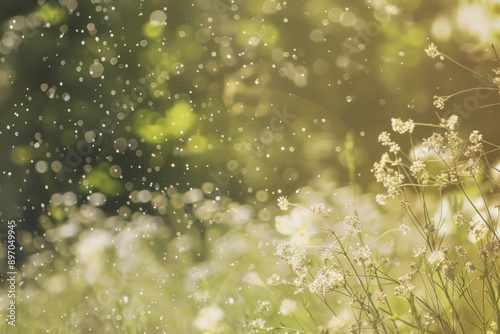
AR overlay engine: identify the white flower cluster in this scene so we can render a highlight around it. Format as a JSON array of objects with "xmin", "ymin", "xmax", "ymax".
[
  {"xmin": 465, "ymin": 130, "xmax": 483, "ymax": 157},
  {"xmin": 433, "ymin": 95, "xmax": 447, "ymax": 109},
  {"xmin": 343, "ymin": 215, "xmax": 361, "ymax": 234},
  {"xmin": 353, "ymin": 246, "xmax": 373, "ymax": 266},
  {"xmin": 276, "ymin": 241, "xmax": 308, "ymax": 293},
  {"xmin": 277, "ymin": 196, "xmax": 289, "ymax": 211},
  {"xmin": 410, "ymin": 160, "xmax": 429, "ymax": 183},
  {"xmin": 309, "ymin": 268, "xmax": 344, "ymax": 294},
  {"xmin": 372, "ymin": 152, "xmax": 404, "ymax": 204},
  {"xmin": 425, "ymin": 43, "xmax": 440, "ymax": 58},
  {"xmin": 468, "ymin": 219, "xmax": 488, "ymax": 242},
  {"xmin": 276, "ymin": 240, "xmax": 307, "ymax": 273},
  {"xmin": 391, "ymin": 118, "xmax": 415, "ymax": 134}
]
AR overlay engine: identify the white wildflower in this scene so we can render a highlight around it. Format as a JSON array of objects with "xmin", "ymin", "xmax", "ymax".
[
  {"xmin": 391, "ymin": 118, "xmax": 415, "ymax": 134},
  {"xmin": 266, "ymin": 273, "xmax": 281, "ymax": 286},
  {"xmin": 256, "ymin": 300, "xmax": 272, "ymax": 314},
  {"xmin": 277, "ymin": 196, "xmax": 289, "ymax": 210},
  {"xmin": 440, "ymin": 114, "xmax": 459, "ymax": 130},
  {"xmin": 400, "ymin": 224, "xmax": 411, "ymax": 235},
  {"xmin": 378, "ymin": 131, "xmax": 392, "ymax": 144},
  {"xmin": 468, "ymin": 219, "xmax": 488, "ymax": 242},
  {"xmin": 344, "ymin": 216, "xmax": 361, "ymax": 234},
  {"xmin": 353, "ymin": 246, "xmax": 373, "ymax": 266},
  {"xmin": 453, "ymin": 212, "xmax": 466, "ymax": 227},
  {"xmin": 276, "ymin": 240, "xmax": 308, "ymax": 274},
  {"xmin": 309, "ymin": 268, "xmax": 344, "ymax": 294},
  {"xmin": 465, "ymin": 261, "xmax": 476, "ymax": 272},
  {"xmin": 425, "ymin": 43, "xmax": 440, "ymax": 58},
  {"xmin": 422, "ymin": 132, "xmax": 446, "ymax": 153},
  {"xmin": 433, "ymin": 95, "xmax": 447, "ymax": 109},
  {"xmin": 410, "ymin": 160, "xmax": 429, "ymax": 183},
  {"xmin": 412, "ymin": 245, "xmax": 427, "ymax": 258},
  {"xmin": 427, "ymin": 250, "xmax": 445, "ymax": 266},
  {"xmin": 375, "ymin": 194, "xmax": 388, "ymax": 205},
  {"xmin": 249, "ymin": 318, "xmax": 267, "ymax": 332}
]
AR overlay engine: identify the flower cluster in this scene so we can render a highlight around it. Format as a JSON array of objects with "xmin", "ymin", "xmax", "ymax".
[
  {"xmin": 373, "ymin": 115, "xmax": 492, "ymax": 204},
  {"xmin": 391, "ymin": 118, "xmax": 415, "ymax": 134},
  {"xmin": 425, "ymin": 43, "xmax": 440, "ymax": 58},
  {"xmin": 372, "ymin": 152, "xmax": 404, "ymax": 203},
  {"xmin": 343, "ymin": 215, "xmax": 361, "ymax": 234},
  {"xmin": 308, "ymin": 268, "xmax": 345, "ymax": 294},
  {"xmin": 468, "ymin": 219, "xmax": 488, "ymax": 242},
  {"xmin": 353, "ymin": 246, "xmax": 373, "ymax": 266},
  {"xmin": 277, "ymin": 196, "xmax": 289, "ymax": 211},
  {"xmin": 433, "ymin": 95, "xmax": 447, "ymax": 109}
]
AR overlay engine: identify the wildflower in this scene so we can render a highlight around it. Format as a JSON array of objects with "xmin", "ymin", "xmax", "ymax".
[
  {"xmin": 466, "ymin": 130, "xmax": 483, "ymax": 156},
  {"xmin": 439, "ymin": 260, "xmax": 457, "ymax": 281},
  {"xmin": 353, "ymin": 246, "xmax": 373, "ymax": 266},
  {"xmin": 427, "ymin": 250, "xmax": 445, "ymax": 266},
  {"xmin": 399, "ymin": 269, "xmax": 417, "ymax": 284},
  {"xmin": 412, "ymin": 245, "xmax": 427, "ymax": 258},
  {"xmin": 344, "ymin": 216, "xmax": 361, "ymax": 234},
  {"xmin": 372, "ymin": 155, "xmax": 405, "ymax": 197},
  {"xmin": 468, "ymin": 219, "xmax": 488, "ymax": 242},
  {"xmin": 378, "ymin": 131, "xmax": 392, "ymax": 144},
  {"xmin": 469, "ymin": 130, "xmax": 483, "ymax": 145},
  {"xmin": 309, "ymin": 268, "xmax": 344, "ymax": 294},
  {"xmin": 400, "ymin": 224, "xmax": 411, "ymax": 235},
  {"xmin": 437, "ymin": 170, "xmax": 459, "ymax": 186},
  {"xmin": 433, "ymin": 95, "xmax": 447, "ymax": 109},
  {"xmin": 279, "ymin": 298, "xmax": 297, "ymax": 316},
  {"xmin": 465, "ymin": 261, "xmax": 475, "ymax": 272},
  {"xmin": 439, "ymin": 114, "xmax": 459, "ymax": 130},
  {"xmin": 249, "ymin": 318, "xmax": 267, "ymax": 332},
  {"xmin": 425, "ymin": 43, "xmax": 440, "ymax": 58},
  {"xmin": 465, "ymin": 157, "xmax": 481, "ymax": 176},
  {"xmin": 276, "ymin": 240, "xmax": 308, "ymax": 274},
  {"xmin": 310, "ymin": 203, "xmax": 327, "ymax": 214},
  {"xmin": 455, "ymin": 245, "xmax": 467, "ymax": 256},
  {"xmin": 292, "ymin": 275, "xmax": 308, "ymax": 294},
  {"xmin": 394, "ymin": 283, "xmax": 415, "ymax": 297},
  {"xmin": 321, "ymin": 249, "xmax": 335, "ymax": 262},
  {"xmin": 410, "ymin": 160, "xmax": 429, "ymax": 183},
  {"xmin": 277, "ymin": 196, "xmax": 289, "ymax": 210},
  {"xmin": 391, "ymin": 118, "xmax": 415, "ymax": 134},
  {"xmin": 422, "ymin": 132, "xmax": 446, "ymax": 153},
  {"xmin": 256, "ymin": 300, "xmax": 272, "ymax": 314},
  {"xmin": 266, "ymin": 273, "xmax": 281, "ymax": 286},
  {"xmin": 375, "ymin": 291, "xmax": 387, "ymax": 303},
  {"xmin": 375, "ymin": 194, "xmax": 388, "ymax": 205},
  {"xmin": 480, "ymin": 241, "xmax": 500, "ymax": 260},
  {"xmin": 453, "ymin": 212, "xmax": 466, "ymax": 227},
  {"xmin": 389, "ymin": 142, "xmax": 401, "ymax": 153}
]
